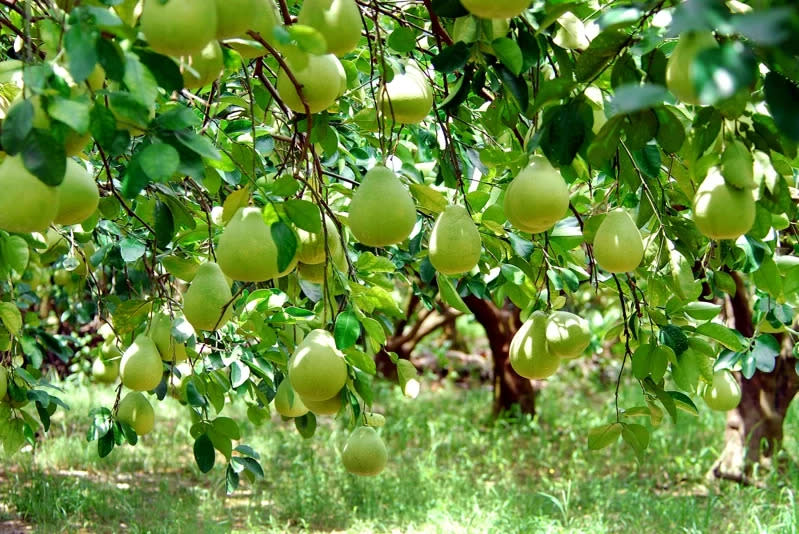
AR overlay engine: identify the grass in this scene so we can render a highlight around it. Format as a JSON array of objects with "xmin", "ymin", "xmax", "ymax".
[{"xmin": 2, "ymin": 367, "xmax": 799, "ymax": 534}]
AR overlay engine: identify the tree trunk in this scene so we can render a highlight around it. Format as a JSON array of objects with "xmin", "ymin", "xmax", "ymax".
[{"xmin": 463, "ymin": 296, "xmax": 536, "ymax": 416}]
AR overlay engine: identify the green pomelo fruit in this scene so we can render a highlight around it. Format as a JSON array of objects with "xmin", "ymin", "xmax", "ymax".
[
  {"xmin": 0, "ymin": 154, "xmax": 60, "ymax": 233},
  {"xmin": 226, "ymin": 0, "xmax": 280, "ymax": 58},
  {"xmin": 503, "ymin": 156, "xmax": 569, "ymax": 234},
  {"xmin": 297, "ymin": 217, "xmax": 341, "ymax": 265},
  {"xmin": 149, "ymin": 312, "xmax": 188, "ymax": 363},
  {"xmin": 593, "ymin": 209, "xmax": 644, "ymax": 273},
  {"xmin": 183, "ymin": 262, "xmax": 233, "ymax": 331},
  {"xmin": 181, "ymin": 41, "xmax": 224, "ymax": 90},
  {"xmin": 429, "ymin": 205, "xmax": 482, "ymax": 275},
  {"xmin": 92, "ymin": 357, "xmax": 119, "ymax": 383},
  {"xmin": 0, "ymin": 367, "xmax": 7, "ymax": 400},
  {"xmin": 120, "ymin": 335, "xmax": 163, "ymax": 392},
  {"xmin": 365, "ymin": 412, "xmax": 385, "ymax": 427},
  {"xmin": 380, "ymin": 65, "xmax": 433, "ymax": 124},
  {"xmin": 214, "ymin": 0, "xmax": 256, "ymax": 39},
  {"xmin": 277, "ymin": 53, "xmax": 345, "ymax": 114},
  {"xmin": 720, "ymin": 140, "xmax": 755, "ymax": 190},
  {"xmin": 348, "ymin": 166, "xmax": 417, "ymax": 247},
  {"xmin": 509, "ymin": 311, "xmax": 560, "ymax": 379},
  {"xmin": 692, "ymin": 169, "xmax": 755, "ymax": 240},
  {"xmin": 297, "ymin": 244, "xmax": 348, "ymax": 283},
  {"xmin": 101, "ymin": 339, "xmax": 122, "ymax": 360},
  {"xmin": 54, "ymin": 159, "xmax": 99, "ymax": 225},
  {"xmin": 117, "ymin": 391, "xmax": 155, "ymax": 435},
  {"xmin": 298, "ymin": 0, "xmax": 362, "ymax": 57},
  {"xmin": 217, "ymin": 207, "xmax": 282, "ymax": 282},
  {"xmin": 302, "ymin": 391, "xmax": 343, "ymax": 416},
  {"xmin": 274, "ymin": 379, "xmax": 309, "ymax": 418},
  {"xmin": 140, "ymin": 0, "xmax": 217, "ymax": 57},
  {"xmin": 288, "ymin": 329, "xmax": 348, "ymax": 401},
  {"xmin": 703, "ymin": 370, "xmax": 742, "ymax": 411},
  {"xmin": 342, "ymin": 426, "xmax": 388, "ymax": 476},
  {"xmin": 666, "ymin": 31, "xmax": 718, "ymax": 105},
  {"xmin": 545, "ymin": 311, "xmax": 590, "ymax": 359},
  {"xmin": 460, "ymin": 0, "xmax": 531, "ymax": 19}
]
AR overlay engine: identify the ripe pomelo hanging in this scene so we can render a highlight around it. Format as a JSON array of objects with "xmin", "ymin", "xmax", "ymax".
[
  {"xmin": 180, "ymin": 41, "xmax": 224, "ymax": 90},
  {"xmin": 149, "ymin": 312, "xmax": 188, "ymax": 363},
  {"xmin": 0, "ymin": 154, "xmax": 60, "ymax": 233},
  {"xmin": 183, "ymin": 262, "xmax": 234, "ymax": 331},
  {"xmin": 54, "ymin": 159, "xmax": 99, "ymax": 225},
  {"xmin": 298, "ymin": 0, "xmax": 362, "ymax": 57},
  {"xmin": 509, "ymin": 311, "xmax": 560, "ymax": 379},
  {"xmin": 302, "ymin": 391, "xmax": 343, "ymax": 416},
  {"xmin": 298, "ymin": 243, "xmax": 348, "ymax": 283},
  {"xmin": 666, "ymin": 31, "xmax": 717, "ymax": 105},
  {"xmin": 226, "ymin": 0, "xmax": 281, "ymax": 58},
  {"xmin": 460, "ymin": 0, "xmax": 531, "ymax": 19},
  {"xmin": 348, "ymin": 166, "xmax": 416, "ymax": 247},
  {"xmin": 297, "ymin": 217, "xmax": 341, "ymax": 265},
  {"xmin": 593, "ymin": 209, "xmax": 644, "ymax": 273},
  {"xmin": 217, "ymin": 207, "xmax": 281, "ymax": 282},
  {"xmin": 277, "ymin": 53, "xmax": 345, "ymax": 114},
  {"xmin": 703, "ymin": 370, "xmax": 742, "ymax": 411},
  {"xmin": 288, "ymin": 329, "xmax": 348, "ymax": 401},
  {"xmin": 545, "ymin": 311, "xmax": 590, "ymax": 359},
  {"xmin": 380, "ymin": 65, "xmax": 433, "ymax": 124},
  {"xmin": 720, "ymin": 140, "xmax": 755, "ymax": 190},
  {"xmin": 117, "ymin": 392, "xmax": 155, "ymax": 436},
  {"xmin": 692, "ymin": 169, "xmax": 755, "ymax": 240},
  {"xmin": 213, "ymin": 0, "xmax": 256, "ymax": 40},
  {"xmin": 503, "ymin": 156, "xmax": 569, "ymax": 234},
  {"xmin": 429, "ymin": 205, "xmax": 482, "ymax": 275},
  {"xmin": 140, "ymin": 0, "xmax": 217, "ymax": 57},
  {"xmin": 92, "ymin": 357, "xmax": 119, "ymax": 383},
  {"xmin": 341, "ymin": 426, "xmax": 388, "ymax": 476},
  {"xmin": 120, "ymin": 335, "xmax": 163, "ymax": 392},
  {"xmin": 274, "ymin": 379, "xmax": 309, "ymax": 418}
]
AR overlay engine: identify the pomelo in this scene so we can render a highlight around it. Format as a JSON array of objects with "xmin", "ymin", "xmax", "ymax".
[
  {"xmin": 298, "ymin": 0, "xmax": 362, "ymax": 57},
  {"xmin": 288, "ymin": 329, "xmax": 348, "ymax": 401},
  {"xmin": 297, "ymin": 217, "xmax": 341, "ymax": 265},
  {"xmin": 593, "ymin": 209, "xmax": 644, "ymax": 273},
  {"xmin": 545, "ymin": 311, "xmax": 590, "ymax": 359},
  {"xmin": 274, "ymin": 379, "xmax": 309, "ymax": 418},
  {"xmin": 214, "ymin": 0, "xmax": 256, "ymax": 40},
  {"xmin": 140, "ymin": 0, "xmax": 217, "ymax": 57},
  {"xmin": 666, "ymin": 31, "xmax": 718, "ymax": 105},
  {"xmin": 460, "ymin": 0, "xmax": 531, "ymax": 19},
  {"xmin": 380, "ymin": 65, "xmax": 433, "ymax": 124},
  {"xmin": 429, "ymin": 205, "xmax": 482, "ymax": 275},
  {"xmin": 117, "ymin": 391, "xmax": 155, "ymax": 435},
  {"xmin": 0, "ymin": 154, "xmax": 60, "ymax": 233},
  {"xmin": 703, "ymin": 370, "xmax": 742, "ymax": 411},
  {"xmin": 348, "ymin": 166, "xmax": 416, "ymax": 247},
  {"xmin": 302, "ymin": 391, "xmax": 343, "ymax": 416},
  {"xmin": 509, "ymin": 311, "xmax": 560, "ymax": 379},
  {"xmin": 226, "ymin": 0, "xmax": 281, "ymax": 58},
  {"xmin": 217, "ymin": 207, "xmax": 282, "ymax": 282},
  {"xmin": 181, "ymin": 41, "xmax": 224, "ymax": 90},
  {"xmin": 120, "ymin": 335, "xmax": 163, "ymax": 392},
  {"xmin": 92, "ymin": 357, "xmax": 119, "ymax": 383},
  {"xmin": 183, "ymin": 262, "xmax": 234, "ymax": 331},
  {"xmin": 503, "ymin": 156, "xmax": 569, "ymax": 233},
  {"xmin": 276, "ymin": 53, "xmax": 345, "ymax": 114},
  {"xmin": 692, "ymin": 169, "xmax": 755, "ymax": 240},
  {"xmin": 341, "ymin": 426, "xmax": 388, "ymax": 476},
  {"xmin": 149, "ymin": 312, "xmax": 188, "ymax": 363},
  {"xmin": 54, "ymin": 159, "xmax": 99, "ymax": 225}
]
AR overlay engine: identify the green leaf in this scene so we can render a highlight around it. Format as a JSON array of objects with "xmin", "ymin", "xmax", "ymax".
[
  {"xmin": 574, "ymin": 29, "xmax": 629, "ymax": 82},
  {"xmin": 0, "ymin": 303, "xmax": 22, "ymax": 336},
  {"xmin": 174, "ymin": 130, "xmax": 221, "ymax": 161},
  {"xmin": 294, "ymin": 412, "xmax": 317, "ymax": 439},
  {"xmin": 409, "ymin": 184, "xmax": 448, "ymax": 214},
  {"xmin": 138, "ymin": 143, "xmax": 180, "ymax": 182},
  {"xmin": 431, "ymin": 42, "xmax": 470, "ymax": 73},
  {"xmin": 226, "ymin": 464, "xmax": 240, "ymax": 494},
  {"xmin": 287, "ymin": 25, "xmax": 327, "ymax": 55},
  {"xmin": 1, "ymin": 99, "xmax": 33, "ymax": 155},
  {"xmin": 696, "ymin": 323, "xmax": 747, "ymax": 352},
  {"xmin": 587, "ymin": 115, "xmax": 624, "ymax": 166},
  {"xmin": 2, "ymin": 235, "xmax": 29, "ymax": 273},
  {"xmin": 334, "ymin": 310, "xmax": 360, "ymax": 350},
  {"xmin": 492, "ymin": 38, "xmax": 523, "ymax": 76},
  {"xmin": 587, "ymin": 422, "xmax": 622, "ymax": 450},
  {"xmin": 193, "ymin": 433, "xmax": 216, "ymax": 473},
  {"xmin": 541, "ymin": 102, "xmax": 585, "ymax": 166},
  {"xmin": 346, "ymin": 349, "xmax": 377, "ymax": 376},
  {"xmin": 764, "ymin": 72, "xmax": 799, "ymax": 141},
  {"xmin": 284, "ymin": 199, "xmax": 322, "ymax": 233},
  {"xmin": 388, "ymin": 27, "xmax": 417, "ymax": 53},
  {"xmin": 621, "ymin": 423, "xmax": 649, "ymax": 458},
  {"xmin": 606, "ymin": 84, "xmax": 670, "ymax": 117},
  {"xmin": 64, "ymin": 16, "xmax": 99, "ymax": 83},
  {"xmin": 47, "ymin": 97, "xmax": 91, "ymax": 134},
  {"xmin": 749, "ymin": 335, "xmax": 779, "ymax": 374},
  {"xmin": 694, "ymin": 43, "xmax": 756, "ymax": 106},
  {"xmin": 270, "ymin": 221, "xmax": 297, "ymax": 274},
  {"xmin": 437, "ymin": 274, "xmax": 470, "ymax": 314},
  {"xmin": 682, "ymin": 302, "xmax": 721, "ymax": 321},
  {"xmin": 133, "ymin": 49, "xmax": 183, "ymax": 94},
  {"xmin": 97, "ymin": 429, "xmax": 115, "ymax": 458},
  {"xmin": 669, "ymin": 391, "xmax": 699, "ymax": 416},
  {"xmin": 397, "ymin": 359, "xmax": 420, "ymax": 398},
  {"xmin": 119, "ymin": 237, "xmax": 146, "ymax": 263},
  {"xmin": 431, "ymin": 0, "xmax": 468, "ymax": 17},
  {"xmin": 654, "ymin": 107, "xmax": 686, "ymax": 153},
  {"xmin": 153, "ymin": 201, "xmax": 174, "ymax": 249},
  {"xmin": 21, "ymin": 130, "xmax": 67, "ymax": 186}
]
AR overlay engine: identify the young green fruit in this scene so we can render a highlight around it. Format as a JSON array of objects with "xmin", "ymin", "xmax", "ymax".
[
  {"xmin": 226, "ymin": 0, "xmax": 280, "ymax": 58},
  {"xmin": 117, "ymin": 392, "xmax": 155, "ymax": 436},
  {"xmin": 297, "ymin": 218, "xmax": 341, "ymax": 265},
  {"xmin": 429, "ymin": 205, "xmax": 482, "ymax": 275},
  {"xmin": 180, "ymin": 41, "xmax": 224, "ymax": 90},
  {"xmin": 692, "ymin": 169, "xmax": 755, "ymax": 240},
  {"xmin": 298, "ymin": 0, "xmax": 362, "ymax": 57},
  {"xmin": 274, "ymin": 379, "xmax": 309, "ymax": 418},
  {"xmin": 214, "ymin": 0, "xmax": 256, "ymax": 39},
  {"xmin": 288, "ymin": 329, "xmax": 348, "ymax": 401},
  {"xmin": 380, "ymin": 65, "xmax": 433, "ymax": 124},
  {"xmin": 0, "ymin": 154, "xmax": 60, "ymax": 233},
  {"xmin": 459, "ymin": 0, "xmax": 531, "ymax": 19},
  {"xmin": 140, "ymin": 0, "xmax": 217, "ymax": 57},
  {"xmin": 183, "ymin": 262, "xmax": 234, "ymax": 331},
  {"xmin": 666, "ymin": 31, "xmax": 718, "ymax": 105},
  {"xmin": 92, "ymin": 357, "xmax": 119, "ymax": 384},
  {"xmin": 277, "ymin": 53, "xmax": 346, "ymax": 114},
  {"xmin": 503, "ymin": 156, "xmax": 569, "ymax": 234},
  {"xmin": 54, "ymin": 159, "xmax": 99, "ymax": 225},
  {"xmin": 302, "ymin": 391, "xmax": 343, "ymax": 416},
  {"xmin": 720, "ymin": 140, "xmax": 755, "ymax": 190},
  {"xmin": 149, "ymin": 312, "xmax": 188, "ymax": 363},
  {"xmin": 348, "ymin": 166, "xmax": 417, "ymax": 247},
  {"xmin": 509, "ymin": 311, "xmax": 560, "ymax": 379},
  {"xmin": 545, "ymin": 311, "xmax": 590, "ymax": 360},
  {"xmin": 120, "ymin": 335, "xmax": 163, "ymax": 392},
  {"xmin": 217, "ymin": 207, "xmax": 282, "ymax": 282},
  {"xmin": 341, "ymin": 426, "xmax": 388, "ymax": 476},
  {"xmin": 593, "ymin": 209, "xmax": 644, "ymax": 273},
  {"xmin": 703, "ymin": 370, "xmax": 742, "ymax": 411}
]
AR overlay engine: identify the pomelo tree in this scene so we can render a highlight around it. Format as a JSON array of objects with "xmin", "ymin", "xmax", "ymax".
[{"xmin": 0, "ymin": 0, "xmax": 797, "ymax": 489}]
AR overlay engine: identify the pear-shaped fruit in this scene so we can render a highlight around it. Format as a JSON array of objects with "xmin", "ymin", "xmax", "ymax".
[
  {"xmin": 545, "ymin": 311, "xmax": 590, "ymax": 360},
  {"xmin": 140, "ymin": 0, "xmax": 217, "ymax": 57},
  {"xmin": 214, "ymin": 0, "xmax": 256, "ymax": 39},
  {"xmin": 149, "ymin": 312, "xmax": 188, "ymax": 362},
  {"xmin": 274, "ymin": 379, "xmax": 309, "ymax": 418},
  {"xmin": 277, "ymin": 53, "xmax": 346, "ymax": 114},
  {"xmin": 342, "ymin": 426, "xmax": 388, "ymax": 476},
  {"xmin": 503, "ymin": 156, "xmax": 569, "ymax": 233},
  {"xmin": 54, "ymin": 159, "xmax": 99, "ymax": 225},
  {"xmin": 429, "ymin": 205, "xmax": 482, "ymax": 275},
  {"xmin": 217, "ymin": 207, "xmax": 283, "ymax": 282},
  {"xmin": 0, "ymin": 367, "xmax": 7, "ymax": 400},
  {"xmin": 593, "ymin": 209, "xmax": 644, "ymax": 273},
  {"xmin": 298, "ymin": 0, "xmax": 362, "ymax": 57},
  {"xmin": 288, "ymin": 329, "xmax": 348, "ymax": 401},
  {"xmin": 693, "ymin": 169, "xmax": 755, "ymax": 240},
  {"xmin": 460, "ymin": 0, "xmax": 531, "ymax": 19},
  {"xmin": 302, "ymin": 391, "xmax": 343, "ymax": 416},
  {"xmin": 92, "ymin": 357, "xmax": 119, "ymax": 383},
  {"xmin": 298, "ymin": 243, "xmax": 348, "ymax": 283},
  {"xmin": 380, "ymin": 65, "xmax": 433, "ymax": 124},
  {"xmin": 509, "ymin": 311, "xmax": 560, "ymax": 379},
  {"xmin": 666, "ymin": 31, "xmax": 718, "ymax": 105},
  {"xmin": 348, "ymin": 166, "xmax": 416, "ymax": 247},
  {"xmin": 227, "ymin": 0, "xmax": 280, "ymax": 58},
  {"xmin": 183, "ymin": 262, "xmax": 234, "ymax": 331},
  {"xmin": 0, "ymin": 155, "xmax": 60, "ymax": 233},
  {"xmin": 297, "ymin": 217, "xmax": 341, "ymax": 265},
  {"xmin": 703, "ymin": 370, "xmax": 741, "ymax": 411},
  {"xmin": 181, "ymin": 41, "xmax": 224, "ymax": 90},
  {"xmin": 117, "ymin": 392, "xmax": 155, "ymax": 436},
  {"xmin": 120, "ymin": 335, "xmax": 163, "ymax": 392},
  {"xmin": 721, "ymin": 140, "xmax": 755, "ymax": 190}
]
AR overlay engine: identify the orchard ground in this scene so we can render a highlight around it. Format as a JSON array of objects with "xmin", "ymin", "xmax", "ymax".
[{"xmin": 1, "ymin": 368, "xmax": 798, "ymax": 533}]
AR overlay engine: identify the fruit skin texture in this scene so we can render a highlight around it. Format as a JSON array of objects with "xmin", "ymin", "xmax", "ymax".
[
  {"xmin": 117, "ymin": 392, "xmax": 155, "ymax": 436},
  {"xmin": 277, "ymin": 54, "xmax": 345, "ymax": 114},
  {"xmin": 140, "ymin": 0, "xmax": 217, "ymax": 57},
  {"xmin": 380, "ymin": 65, "xmax": 433, "ymax": 124},
  {"xmin": 666, "ymin": 31, "xmax": 718, "ymax": 105},
  {"xmin": 298, "ymin": 0, "xmax": 362, "ymax": 57},
  {"xmin": 298, "ymin": 243, "xmax": 348, "ymax": 283},
  {"xmin": 460, "ymin": 0, "xmax": 531, "ymax": 19},
  {"xmin": 302, "ymin": 391, "xmax": 343, "ymax": 415},
  {"xmin": 120, "ymin": 335, "xmax": 163, "ymax": 392},
  {"xmin": 429, "ymin": 205, "xmax": 482, "ymax": 275},
  {"xmin": 545, "ymin": 311, "xmax": 590, "ymax": 360},
  {"xmin": 181, "ymin": 41, "xmax": 224, "ymax": 90},
  {"xmin": 227, "ymin": 0, "xmax": 280, "ymax": 58},
  {"xmin": 348, "ymin": 166, "xmax": 417, "ymax": 247},
  {"xmin": 0, "ymin": 367, "xmax": 7, "ymax": 400},
  {"xmin": 214, "ymin": 0, "xmax": 256, "ymax": 39},
  {"xmin": 217, "ymin": 207, "xmax": 282, "ymax": 282},
  {"xmin": 721, "ymin": 140, "xmax": 755, "ymax": 190},
  {"xmin": 54, "ymin": 159, "xmax": 99, "ymax": 225},
  {"xmin": 297, "ymin": 218, "xmax": 341, "ymax": 265},
  {"xmin": 503, "ymin": 156, "xmax": 569, "ymax": 233},
  {"xmin": 342, "ymin": 426, "xmax": 388, "ymax": 476},
  {"xmin": 274, "ymin": 379, "xmax": 309, "ymax": 418},
  {"xmin": 92, "ymin": 357, "xmax": 119, "ymax": 383},
  {"xmin": 0, "ymin": 155, "xmax": 60, "ymax": 233},
  {"xmin": 704, "ymin": 370, "xmax": 742, "ymax": 411},
  {"xmin": 692, "ymin": 169, "xmax": 755, "ymax": 240},
  {"xmin": 288, "ymin": 329, "xmax": 349, "ymax": 401},
  {"xmin": 183, "ymin": 262, "xmax": 233, "ymax": 331},
  {"xmin": 593, "ymin": 209, "xmax": 644, "ymax": 273},
  {"xmin": 509, "ymin": 311, "xmax": 560, "ymax": 379},
  {"xmin": 149, "ymin": 312, "xmax": 188, "ymax": 363}
]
